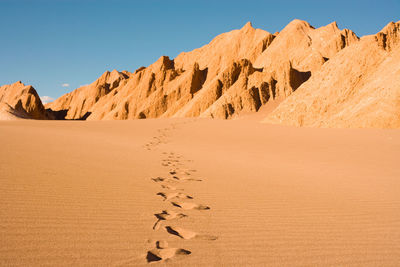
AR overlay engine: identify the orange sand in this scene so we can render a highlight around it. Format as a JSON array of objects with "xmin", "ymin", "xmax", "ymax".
[{"xmin": 1, "ymin": 118, "xmax": 399, "ymax": 266}]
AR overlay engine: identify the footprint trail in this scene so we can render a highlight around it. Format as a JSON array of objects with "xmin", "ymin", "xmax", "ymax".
[{"xmin": 142, "ymin": 120, "xmax": 217, "ymax": 263}]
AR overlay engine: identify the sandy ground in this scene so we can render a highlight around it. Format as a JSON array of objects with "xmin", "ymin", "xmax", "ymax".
[{"xmin": 0, "ymin": 118, "xmax": 399, "ymax": 266}]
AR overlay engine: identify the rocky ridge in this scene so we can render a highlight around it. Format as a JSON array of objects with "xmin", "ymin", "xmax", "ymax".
[{"xmin": 2, "ymin": 19, "xmax": 399, "ymax": 128}]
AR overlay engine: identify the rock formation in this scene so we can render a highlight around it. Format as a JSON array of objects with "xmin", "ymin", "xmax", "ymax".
[
  {"xmin": 0, "ymin": 81, "xmax": 50, "ymax": 120},
  {"xmin": 48, "ymin": 20, "xmax": 356, "ymax": 121},
  {"xmin": 2, "ymin": 19, "xmax": 399, "ymax": 128},
  {"xmin": 265, "ymin": 21, "xmax": 400, "ymax": 128},
  {"xmin": 46, "ymin": 70, "xmax": 131, "ymax": 120}
]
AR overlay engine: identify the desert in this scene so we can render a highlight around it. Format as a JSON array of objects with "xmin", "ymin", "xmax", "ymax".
[
  {"xmin": 1, "ymin": 1, "xmax": 400, "ymax": 266},
  {"xmin": 1, "ymin": 118, "xmax": 399, "ymax": 266}
]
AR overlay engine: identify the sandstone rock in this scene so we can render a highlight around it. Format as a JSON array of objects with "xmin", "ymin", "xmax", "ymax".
[
  {"xmin": 174, "ymin": 22, "xmax": 275, "ymax": 79},
  {"xmin": 85, "ymin": 20, "xmax": 354, "ymax": 120},
  {"xmin": 265, "ymin": 21, "xmax": 400, "ymax": 128},
  {"xmin": 46, "ymin": 70, "xmax": 131, "ymax": 119},
  {"xmin": 87, "ymin": 22, "xmax": 275, "ymax": 120},
  {"xmin": 0, "ymin": 81, "xmax": 49, "ymax": 120},
  {"xmin": 4, "ymin": 20, "xmax": 398, "ymax": 128}
]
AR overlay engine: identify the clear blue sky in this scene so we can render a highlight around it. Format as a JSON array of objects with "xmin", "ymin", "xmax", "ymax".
[{"xmin": 1, "ymin": 0, "xmax": 399, "ymax": 100}]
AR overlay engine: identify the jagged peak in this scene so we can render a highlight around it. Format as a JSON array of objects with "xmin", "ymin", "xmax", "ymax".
[
  {"xmin": 241, "ymin": 21, "xmax": 254, "ymax": 31},
  {"xmin": 380, "ymin": 21, "xmax": 400, "ymax": 33},
  {"xmin": 134, "ymin": 66, "xmax": 146, "ymax": 74},
  {"xmin": 331, "ymin": 21, "xmax": 338, "ymax": 27},
  {"xmin": 109, "ymin": 69, "xmax": 124, "ymax": 79},
  {"xmin": 317, "ymin": 21, "xmax": 346, "ymax": 36},
  {"xmin": 13, "ymin": 81, "xmax": 26, "ymax": 87},
  {"xmin": 100, "ymin": 69, "xmax": 128, "ymax": 78},
  {"xmin": 323, "ymin": 21, "xmax": 359, "ymax": 39},
  {"xmin": 151, "ymin": 55, "xmax": 175, "ymax": 71},
  {"xmin": 121, "ymin": 70, "xmax": 131, "ymax": 75},
  {"xmin": 92, "ymin": 69, "xmax": 127, "ymax": 88},
  {"xmin": 285, "ymin": 19, "xmax": 312, "ymax": 30},
  {"xmin": 92, "ymin": 70, "xmax": 110, "ymax": 86},
  {"xmin": 324, "ymin": 21, "xmax": 339, "ymax": 31},
  {"xmin": 375, "ymin": 20, "xmax": 400, "ymax": 51},
  {"xmin": 156, "ymin": 55, "xmax": 173, "ymax": 64},
  {"xmin": 110, "ymin": 69, "xmax": 119, "ymax": 75},
  {"xmin": 98, "ymin": 70, "xmax": 111, "ymax": 79}
]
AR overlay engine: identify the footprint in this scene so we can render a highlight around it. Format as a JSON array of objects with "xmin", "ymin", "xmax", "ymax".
[
  {"xmin": 181, "ymin": 168, "xmax": 197, "ymax": 173},
  {"xmin": 157, "ymin": 192, "xmax": 193, "ymax": 201},
  {"xmin": 161, "ymin": 160, "xmax": 176, "ymax": 166},
  {"xmin": 151, "ymin": 177, "xmax": 175, "ymax": 184},
  {"xmin": 161, "ymin": 184, "xmax": 183, "ymax": 191},
  {"xmin": 153, "ymin": 210, "xmax": 187, "ymax": 230},
  {"xmin": 171, "ymin": 201, "xmax": 210, "ymax": 210},
  {"xmin": 172, "ymin": 175, "xmax": 202, "ymax": 182},
  {"xmin": 151, "ymin": 177, "xmax": 166, "ymax": 182},
  {"xmin": 170, "ymin": 170, "xmax": 191, "ymax": 176},
  {"xmin": 146, "ymin": 240, "xmax": 191, "ymax": 263},
  {"xmin": 165, "ymin": 226, "xmax": 218, "ymax": 241}
]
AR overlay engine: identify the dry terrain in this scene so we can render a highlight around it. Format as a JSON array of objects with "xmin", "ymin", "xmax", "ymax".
[{"xmin": 1, "ymin": 118, "xmax": 399, "ymax": 266}]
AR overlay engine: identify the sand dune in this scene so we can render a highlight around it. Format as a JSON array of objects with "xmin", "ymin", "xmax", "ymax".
[{"xmin": 1, "ymin": 118, "xmax": 399, "ymax": 266}]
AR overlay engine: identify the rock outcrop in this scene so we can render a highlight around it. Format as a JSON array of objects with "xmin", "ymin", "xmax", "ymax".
[
  {"xmin": 50, "ymin": 20, "xmax": 356, "ymax": 121},
  {"xmin": 86, "ymin": 23, "xmax": 277, "ymax": 120},
  {"xmin": 0, "ymin": 81, "xmax": 50, "ymax": 120},
  {"xmin": 265, "ymin": 21, "xmax": 400, "ymax": 128},
  {"xmin": 253, "ymin": 19, "xmax": 359, "ymax": 98},
  {"xmin": 46, "ymin": 70, "xmax": 131, "ymax": 120}
]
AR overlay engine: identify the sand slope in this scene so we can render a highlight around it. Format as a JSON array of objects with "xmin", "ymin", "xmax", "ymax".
[
  {"xmin": 0, "ymin": 103, "xmax": 29, "ymax": 120},
  {"xmin": 1, "ymin": 119, "xmax": 399, "ymax": 266}
]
